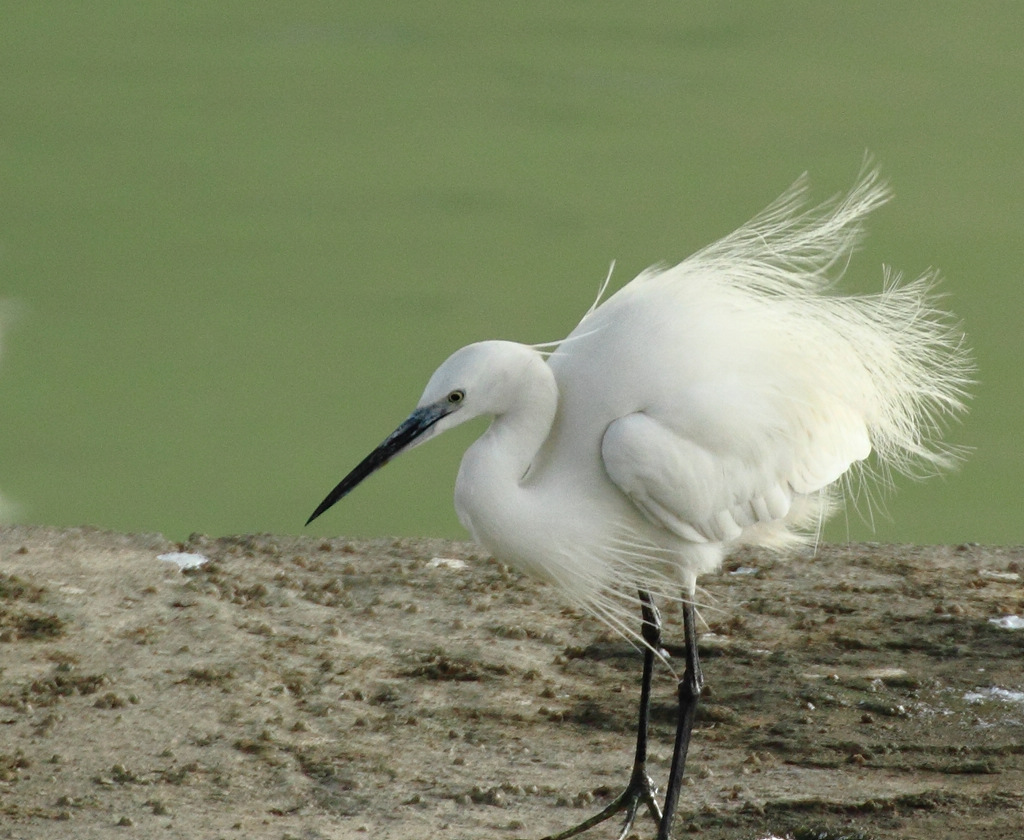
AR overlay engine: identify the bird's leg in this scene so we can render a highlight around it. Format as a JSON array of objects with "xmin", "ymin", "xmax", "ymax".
[
  {"xmin": 615, "ymin": 590, "xmax": 665, "ymax": 831},
  {"xmin": 657, "ymin": 599, "xmax": 704, "ymax": 840},
  {"xmin": 537, "ymin": 590, "xmax": 664, "ymax": 840}
]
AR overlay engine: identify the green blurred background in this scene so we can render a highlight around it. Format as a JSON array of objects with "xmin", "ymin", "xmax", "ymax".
[{"xmin": 0, "ymin": 2, "xmax": 1019, "ymax": 544}]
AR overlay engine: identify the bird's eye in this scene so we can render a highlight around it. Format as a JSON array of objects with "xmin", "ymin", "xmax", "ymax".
[{"xmin": 447, "ymin": 389, "xmax": 465, "ymax": 404}]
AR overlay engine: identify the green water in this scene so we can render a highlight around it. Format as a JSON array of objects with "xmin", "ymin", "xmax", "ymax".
[{"xmin": 0, "ymin": 3, "xmax": 1020, "ymax": 545}]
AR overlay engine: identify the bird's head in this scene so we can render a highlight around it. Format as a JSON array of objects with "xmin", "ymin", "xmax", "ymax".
[{"xmin": 305, "ymin": 341, "xmax": 540, "ymax": 525}]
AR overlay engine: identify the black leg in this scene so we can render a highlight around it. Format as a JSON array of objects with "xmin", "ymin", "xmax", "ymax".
[
  {"xmin": 657, "ymin": 599, "xmax": 703, "ymax": 840},
  {"xmin": 537, "ymin": 590, "xmax": 664, "ymax": 840}
]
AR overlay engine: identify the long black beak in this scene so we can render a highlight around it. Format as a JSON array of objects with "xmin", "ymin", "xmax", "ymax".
[{"xmin": 305, "ymin": 401, "xmax": 451, "ymax": 526}]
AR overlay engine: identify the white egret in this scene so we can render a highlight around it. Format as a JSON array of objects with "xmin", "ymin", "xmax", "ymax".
[{"xmin": 307, "ymin": 168, "xmax": 971, "ymax": 840}]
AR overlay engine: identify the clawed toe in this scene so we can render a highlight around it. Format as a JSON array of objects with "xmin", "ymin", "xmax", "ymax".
[{"xmin": 536, "ymin": 770, "xmax": 664, "ymax": 840}]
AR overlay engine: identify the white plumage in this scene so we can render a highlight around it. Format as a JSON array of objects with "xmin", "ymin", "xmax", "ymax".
[
  {"xmin": 382, "ymin": 167, "xmax": 969, "ymax": 645},
  {"xmin": 307, "ymin": 167, "xmax": 971, "ymax": 840}
]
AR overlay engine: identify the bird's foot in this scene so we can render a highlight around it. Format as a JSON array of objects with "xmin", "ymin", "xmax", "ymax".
[{"xmin": 537, "ymin": 768, "xmax": 664, "ymax": 840}]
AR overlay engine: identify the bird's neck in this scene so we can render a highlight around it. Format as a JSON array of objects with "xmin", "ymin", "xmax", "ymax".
[{"xmin": 454, "ymin": 356, "xmax": 558, "ymax": 566}]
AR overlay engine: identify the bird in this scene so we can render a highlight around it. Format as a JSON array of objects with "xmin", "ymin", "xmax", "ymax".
[{"xmin": 306, "ymin": 167, "xmax": 971, "ymax": 840}]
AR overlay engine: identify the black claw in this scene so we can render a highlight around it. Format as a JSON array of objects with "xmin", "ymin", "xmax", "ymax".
[{"xmin": 536, "ymin": 770, "xmax": 662, "ymax": 840}]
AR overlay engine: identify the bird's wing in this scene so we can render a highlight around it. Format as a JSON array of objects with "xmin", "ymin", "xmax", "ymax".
[
  {"xmin": 570, "ymin": 167, "xmax": 967, "ymax": 546},
  {"xmin": 602, "ymin": 408, "xmax": 870, "ymax": 544}
]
